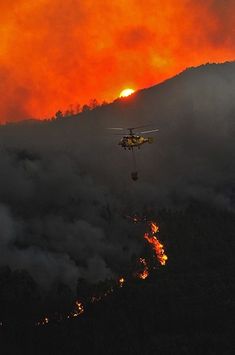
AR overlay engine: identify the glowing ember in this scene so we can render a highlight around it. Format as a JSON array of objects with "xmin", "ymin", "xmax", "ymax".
[
  {"xmin": 73, "ymin": 301, "xmax": 84, "ymax": 316},
  {"xmin": 144, "ymin": 222, "xmax": 168, "ymax": 265},
  {"xmin": 38, "ymin": 317, "xmax": 49, "ymax": 326},
  {"xmin": 91, "ymin": 295, "xmax": 102, "ymax": 303},
  {"xmin": 138, "ymin": 258, "xmax": 149, "ymax": 279},
  {"xmin": 119, "ymin": 277, "xmax": 125, "ymax": 287}
]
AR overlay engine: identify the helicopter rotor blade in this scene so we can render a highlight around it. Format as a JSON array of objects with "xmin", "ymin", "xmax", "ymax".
[
  {"xmin": 111, "ymin": 133, "xmax": 127, "ymax": 136},
  {"xmin": 127, "ymin": 124, "xmax": 152, "ymax": 130},
  {"xmin": 139, "ymin": 129, "xmax": 159, "ymax": 134},
  {"xmin": 107, "ymin": 127, "xmax": 124, "ymax": 130}
]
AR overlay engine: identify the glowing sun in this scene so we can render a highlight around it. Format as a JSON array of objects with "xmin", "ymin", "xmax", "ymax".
[{"xmin": 119, "ymin": 88, "xmax": 135, "ymax": 98}]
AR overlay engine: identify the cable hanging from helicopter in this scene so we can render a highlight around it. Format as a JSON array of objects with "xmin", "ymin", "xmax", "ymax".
[{"xmin": 108, "ymin": 125, "xmax": 159, "ymax": 181}]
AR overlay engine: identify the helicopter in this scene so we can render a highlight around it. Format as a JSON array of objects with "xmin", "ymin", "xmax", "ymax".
[
  {"xmin": 108, "ymin": 125, "xmax": 159, "ymax": 181},
  {"xmin": 108, "ymin": 125, "xmax": 159, "ymax": 150}
]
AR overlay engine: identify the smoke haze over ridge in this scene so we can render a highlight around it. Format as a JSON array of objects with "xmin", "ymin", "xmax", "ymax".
[{"xmin": 0, "ymin": 62, "xmax": 234, "ymax": 290}]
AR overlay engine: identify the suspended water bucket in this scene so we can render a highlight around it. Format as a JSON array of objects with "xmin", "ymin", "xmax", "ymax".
[{"xmin": 131, "ymin": 171, "xmax": 138, "ymax": 181}]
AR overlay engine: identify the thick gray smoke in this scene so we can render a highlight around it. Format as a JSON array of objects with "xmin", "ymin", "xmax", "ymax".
[{"xmin": 0, "ymin": 62, "xmax": 234, "ymax": 289}]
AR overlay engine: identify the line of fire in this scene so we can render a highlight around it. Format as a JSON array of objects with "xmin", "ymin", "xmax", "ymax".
[
  {"xmin": 0, "ymin": 218, "xmax": 168, "ymax": 328},
  {"xmin": 35, "ymin": 218, "xmax": 168, "ymax": 327}
]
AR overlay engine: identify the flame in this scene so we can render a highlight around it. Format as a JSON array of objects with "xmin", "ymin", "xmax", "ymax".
[
  {"xmin": 67, "ymin": 301, "xmax": 85, "ymax": 319},
  {"xmin": 36, "ymin": 301, "xmax": 84, "ymax": 326},
  {"xmin": 144, "ymin": 222, "xmax": 168, "ymax": 266},
  {"xmin": 150, "ymin": 222, "xmax": 159, "ymax": 234},
  {"xmin": 73, "ymin": 301, "xmax": 84, "ymax": 316},
  {"xmin": 138, "ymin": 258, "xmax": 149, "ymax": 280},
  {"xmin": 119, "ymin": 277, "xmax": 125, "ymax": 287},
  {"xmin": 37, "ymin": 317, "xmax": 49, "ymax": 326}
]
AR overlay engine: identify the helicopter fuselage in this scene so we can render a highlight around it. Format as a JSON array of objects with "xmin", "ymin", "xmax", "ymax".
[{"xmin": 118, "ymin": 135, "xmax": 153, "ymax": 149}]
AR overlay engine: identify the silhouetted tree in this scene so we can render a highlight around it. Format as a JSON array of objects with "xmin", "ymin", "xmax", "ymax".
[
  {"xmin": 75, "ymin": 103, "xmax": 81, "ymax": 114},
  {"xmin": 81, "ymin": 104, "xmax": 91, "ymax": 113},
  {"xmin": 55, "ymin": 110, "xmax": 63, "ymax": 120},
  {"xmin": 89, "ymin": 99, "xmax": 99, "ymax": 110}
]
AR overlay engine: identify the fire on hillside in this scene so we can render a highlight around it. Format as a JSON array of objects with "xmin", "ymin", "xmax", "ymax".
[{"xmin": 36, "ymin": 219, "xmax": 168, "ymax": 326}]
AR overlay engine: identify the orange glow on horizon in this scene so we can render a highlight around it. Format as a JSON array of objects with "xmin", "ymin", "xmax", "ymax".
[{"xmin": 0, "ymin": 1, "xmax": 234, "ymax": 122}]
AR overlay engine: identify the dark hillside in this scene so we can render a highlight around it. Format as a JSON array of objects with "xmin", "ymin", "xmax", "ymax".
[{"xmin": 0, "ymin": 205, "xmax": 234, "ymax": 354}]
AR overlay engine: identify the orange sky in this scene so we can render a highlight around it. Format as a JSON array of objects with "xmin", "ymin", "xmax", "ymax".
[{"xmin": 0, "ymin": 0, "xmax": 234, "ymax": 122}]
